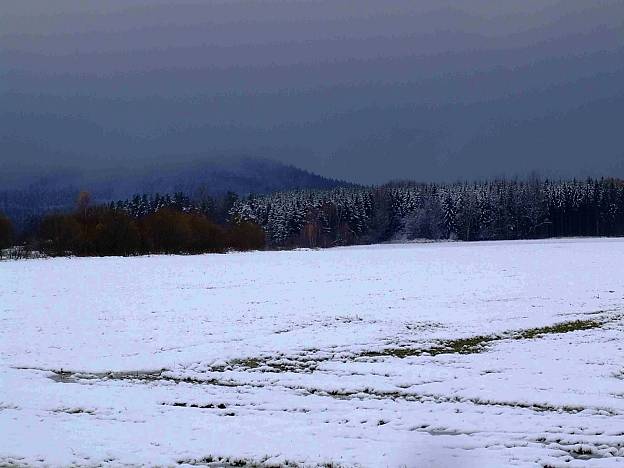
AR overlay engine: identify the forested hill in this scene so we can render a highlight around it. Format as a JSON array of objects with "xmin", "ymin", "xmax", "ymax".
[
  {"xmin": 0, "ymin": 156, "xmax": 348, "ymax": 231},
  {"xmin": 230, "ymin": 178, "xmax": 624, "ymax": 247}
]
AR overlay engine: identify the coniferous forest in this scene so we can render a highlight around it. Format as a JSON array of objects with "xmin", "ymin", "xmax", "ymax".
[
  {"xmin": 230, "ymin": 178, "xmax": 624, "ymax": 247},
  {"xmin": 1, "ymin": 178, "xmax": 623, "ymax": 257}
]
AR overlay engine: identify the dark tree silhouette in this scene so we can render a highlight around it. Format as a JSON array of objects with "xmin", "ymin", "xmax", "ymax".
[{"xmin": 0, "ymin": 212, "xmax": 13, "ymax": 252}]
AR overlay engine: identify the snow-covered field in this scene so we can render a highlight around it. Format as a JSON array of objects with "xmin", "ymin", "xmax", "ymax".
[{"xmin": 1, "ymin": 238, "xmax": 623, "ymax": 467}]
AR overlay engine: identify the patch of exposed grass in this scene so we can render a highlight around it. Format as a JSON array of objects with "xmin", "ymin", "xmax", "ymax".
[
  {"xmin": 362, "ymin": 334, "xmax": 495, "ymax": 359},
  {"xmin": 47, "ymin": 369, "xmax": 166, "ymax": 383},
  {"xmin": 361, "ymin": 318, "xmax": 605, "ymax": 359},
  {"xmin": 227, "ymin": 356, "xmax": 319, "ymax": 373},
  {"xmin": 229, "ymin": 358, "xmax": 262, "ymax": 369},
  {"xmin": 437, "ymin": 335, "xmax": 496, "ymax": 354},
  {"xmin": 514, "ymin": 319, "xmax": 602, "ymax": 340}
]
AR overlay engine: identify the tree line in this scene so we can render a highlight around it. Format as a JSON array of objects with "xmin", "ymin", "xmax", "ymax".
[
  {"xmin": 1, "ymin": 177, "xmax": 623, "ymax": 258},
  {"xmin": 230, "ymin": 178, "xmax": 624, "ymax": 247}
]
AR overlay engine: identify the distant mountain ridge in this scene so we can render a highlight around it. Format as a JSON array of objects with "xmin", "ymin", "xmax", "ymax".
[
  {"xmin": 87, "ymin": 155, "xmax": 349, "ymax": 199},
  {"xmin": 0, "ymin": 155, "xmax": 350, "ymax": 230},
  {"xmin": 2, "ymin": 154, "xmax": 347, "ymax": 195}
]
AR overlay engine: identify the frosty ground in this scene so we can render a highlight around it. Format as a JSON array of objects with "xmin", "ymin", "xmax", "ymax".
[{"xmin": 1, "ymin": 239, "xmax": 623, "ymax": 467}]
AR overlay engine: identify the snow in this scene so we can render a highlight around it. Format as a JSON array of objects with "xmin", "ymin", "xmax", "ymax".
[{"xmin": 1, "ymin": 238, "xmax": 623, "ymax": 467}]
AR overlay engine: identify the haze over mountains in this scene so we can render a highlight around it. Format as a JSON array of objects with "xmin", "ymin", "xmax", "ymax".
[
  {"xmin": 2, "ymin": 0, "xmax": 624, "ymax": 186},
  {"xmin": 0, "ymin": 156, "xmax": 346, "ymax": 231},
  {"xmin": 0, "ymin": 154, "xmax": 344, "ymax": 195}
]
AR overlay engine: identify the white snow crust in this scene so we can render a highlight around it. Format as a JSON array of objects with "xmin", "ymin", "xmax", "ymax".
[{"xmin": 1, "ymin": 238, "xmax": 623, "ymax": 467}]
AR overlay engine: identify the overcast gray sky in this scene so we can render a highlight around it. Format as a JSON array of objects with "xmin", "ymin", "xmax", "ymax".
[{"xmin": 2, "ymin": 0, "xmax": 624, "ymax": 183}]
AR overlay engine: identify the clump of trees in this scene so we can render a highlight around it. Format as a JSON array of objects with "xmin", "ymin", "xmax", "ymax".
[{"xmin": 33, "ymin": 192, "xmax": 264, "ymax": 257}]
